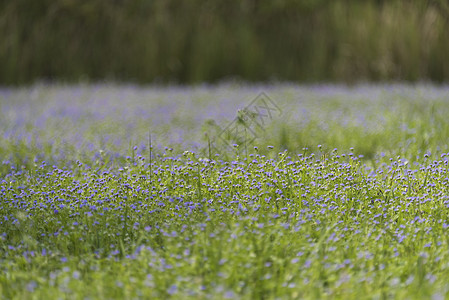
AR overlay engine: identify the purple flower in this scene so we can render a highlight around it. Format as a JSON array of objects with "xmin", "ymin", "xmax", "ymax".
[
  {"xmin": 26, "ymin": 281, "xmax": 37, "ymax": 292},
  {"xmin": 167, "ymin": 284, "xmax": 177, "ymax": 295}
]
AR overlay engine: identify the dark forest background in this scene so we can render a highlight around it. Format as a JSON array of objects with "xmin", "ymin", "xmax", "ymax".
[{"xmin": 1, "ymin": 0, "xmax": 449, "ymax": 85}]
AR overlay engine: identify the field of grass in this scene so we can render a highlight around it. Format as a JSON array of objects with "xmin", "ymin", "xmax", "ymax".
[
  {"xmin": 1, "ymin": 83, "xmax": 449, "ymax": 299},
  {"xmin": 2, "ymin": 1, "xmax": 449, "ymax": 84}
]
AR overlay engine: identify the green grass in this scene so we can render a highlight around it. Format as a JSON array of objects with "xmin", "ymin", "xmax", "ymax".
[
  {"xmin": 2, "ymin": 84, "xmax": 449, "ymax": 299},
  {"xmin": 2, "ymin": 0, "xmax": 449, "ymax": 84},
  {"xmin": 2, "ymin": 149, "xmax": 449, "ymax": 299}
]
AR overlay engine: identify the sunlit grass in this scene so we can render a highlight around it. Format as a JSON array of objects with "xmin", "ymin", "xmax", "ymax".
[{"xmin": 1, "ymin": 84, "xmax": 449, "ymax": 299}]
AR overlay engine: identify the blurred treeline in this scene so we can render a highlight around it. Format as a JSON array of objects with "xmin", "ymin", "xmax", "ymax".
[{"xmin": 1, "ymin": 0, "xmax": 449, "ymax": 84}]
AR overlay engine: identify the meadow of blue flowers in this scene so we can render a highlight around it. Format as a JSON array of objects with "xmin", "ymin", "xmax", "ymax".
[{"xmin": 1, "ymin": 83, "xmax": 449, "ymax": 299}]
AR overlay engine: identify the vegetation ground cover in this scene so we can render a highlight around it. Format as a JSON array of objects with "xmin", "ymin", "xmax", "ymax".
[
  {"xmin": 2, "ymin": 1, "xmax": 449, "ymax": 84},
  {"xmin": 1, "ymin": 84, "xmax": 449, "ymax": 299}
]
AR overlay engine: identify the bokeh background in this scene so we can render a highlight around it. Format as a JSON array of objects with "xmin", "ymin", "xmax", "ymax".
[{"xmin": 2, "ymin": 0, "xmax": 449, "ymax": 85}]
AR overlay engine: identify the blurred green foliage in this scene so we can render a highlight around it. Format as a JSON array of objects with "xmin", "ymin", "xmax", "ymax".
[{"xmin": 1, "ymin": 0, "xmax": 449, "ymax": 84}]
